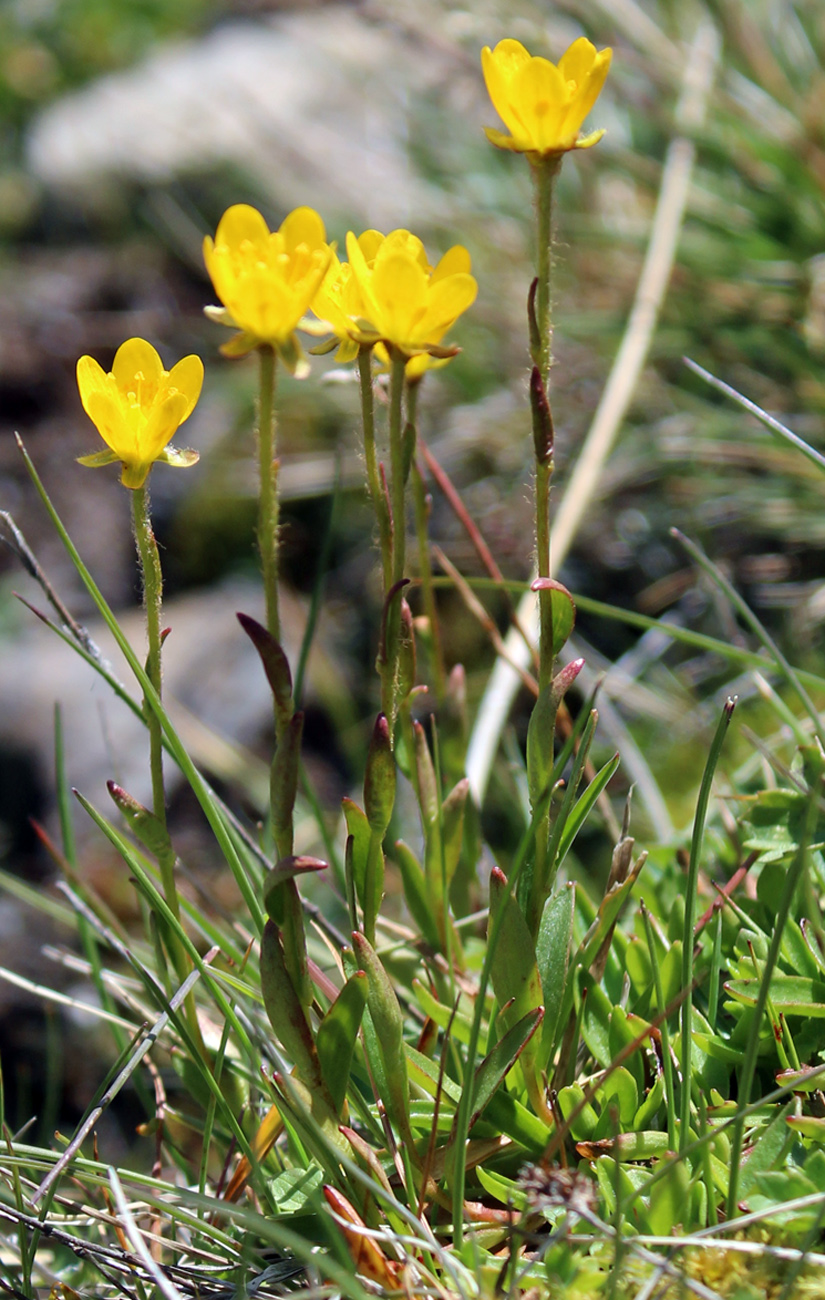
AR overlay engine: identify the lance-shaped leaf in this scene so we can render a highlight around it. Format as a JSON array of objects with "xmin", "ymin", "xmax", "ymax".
[
  {"xmin": 488, "ymin": 867, "xmax": 548, "ymax": 1119},
  {"xmin": 556, "ymin": 752, "xmax": 621, "ymax": 868},
  {"xmin": 575, "ymin": 1131, "xmax": 671, "ymax": 1162},
  {"xmin": 531, "ymin": 579, "xmax": 576, "ymax": 656},
  {"xmin": 405, "ymin": 1045, "xmax": 548, "ymax": 1154},
  {"xmin": 260, "ymin": 920, "xmax": 325, "ymax": 1094},
  {"xmin": 536, "ymin": 883, "xmax": 575, "ymax": 1065},
  {"xmin": 316, "ymin": 971, "xmax": 369, "ymax": 1116},
  {"xmin": 527, "ymin": 277, "xmax": 541, "ymax": 367},
  {"xmin": 270, "ymin": 1069, "xmax": 349, "ymax": 1160},
  {"xmin": 576, "ymin": 851, "xmax": 647, "ymax": 975},
  {"xmin": 377, "ymin": 577, "xmax": 410, "ymax": 676},
  {"xmin": 557, "ymin": 1082, "xmax": 599, "ymax": 1141},
  {"xmin": 453, "ymin": 1008, "xmax": 543, "ymax": 1140},
  {"xmin": 343, "ymin": 798, "xmax": 370, "ymax": 909},
  {"xmin": 647, "ymin": 1151, "xmax": 691, "ymax": 1235},
  {"xmin": 529, "ymin": 365, "xmax": 554, "ymax": 465},
  {"xmin": 396, "ymin": 599, "xmax": 417, "ymax": 703},
  {"xmin": 237, "ymin": 613, "xmax": 293, "ymax": 732},
  {"xmin": 724, "ymin": 975, "xmax": 825, "ymax": 1016},
  {"xmin": 394, "ymin": 840, "xmax": 441, "ymax": 951},
  {"xmin": 412, "ymin": 980, "xmax": 473, "ymax": 1045},
  {"xmin": 106, "ymin": 781, "xmax": 170, "ymax": 858},
  {"xmin": 364, "ymin": 713, "xmax": 395, "ymax": 837},
  {"xmin": 413, "ymin": 720, "xmax": 439, "ymax": 832},
  {"xmin": 352, "ymin": 932, "xmax": 412, "ymax": 1144},
  {"xmin": 579, "ymin": 970, "xmax": 613, "ymax": 1068},
  {"xmin": 322, "ymin": 1186, "xmax": 403, "ymax": 1287},
  {"xmin": 341, "ymin": 1124, "xmax": 395, "ymax": 1199},
  {"xmin": 526, "ymin": 657, "xmax": 584, "ymax": 808},
  {"xmin": 264, "ymin": 856, "xmax": 327, "ymax": 923},
  {"xmin": 592, "ymin": 1066, "xmax": 639, "ymax": 1136},
  {"xmin": 489, "ymin": 868, "xmax": 543, "ymax": 1024},
  {"xmin": 440, "ymin": 662, "xmax": 468, "ymax": 782},
  {"xmin": 271, "ymin": 711, "xmax": 304, "ymax": 852},
  {"xmin": 776, "ymin": 1065, "xmax": 825, "ymax": 1093},
  {"xmin": 440, "ymin": 778, "xmax": 469, "ymax": 888},
  {"xmin": 740, "ymin": 788, "xmax": 825, "ymax": 863},
  {"xmin": 222, "ymin": 1103, "xmax": 284, "ymax": 1203}
]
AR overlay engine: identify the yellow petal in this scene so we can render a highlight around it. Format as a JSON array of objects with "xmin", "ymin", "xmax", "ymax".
[
  {"xmin": 432, "ymin": 245, "xmax": 472, "ymax": 281},
  {"xmin": 280, "ymin": 206, "xmax": 326, "ymax": 253},
  {"xmin": 569, "ymin": 46, "xmax": 612, "ymax": 126},
  {"xmin": 346, "ymin": 230, "xmax": 377, "ymax": 318},
  {"xmin": 383, "ymin": 228, "xmax": 428, "ymax": 269},
  {"xmin": 516, "ymin": 57, "xmax": 567, "ymax": 152},
  {"xmin": 82, "ymin": 389, "xmax": 133, "ymax": 461},
  {"xmin": 76, "ymin": 354, "xmax": 114, "ymax": 414},
  {"xmin": 111, "ymin": 338, "xmax": 165, "ymax": 405},
  {"xmin": 482, "ymin": 40, "xmax": 531, "ymax": 102},
  {"xmin": 370, "ymin": 252, "xmax": 428, "ymax": 346},
  {"xmin": 140, "ymin": 390, "xmax": 191, "ymax": 463},
  {"xmin": 357, "ymin": 230, "xmax": 385, "ymax": 265},
  {"xmin": 215, "ymin": 203, "xmax": 270, "ymax": 251},
  {"xmin": 558, "ymin": 36, "xmax": 598, "ymax": 85},
  {"xmin": 242, "ymin": 270, "xmax": 300, "ymax": 341},
  {"xmin": 419, "ymin": 273, "xmax": 478, "ymax": 342},
  {"xmin": 162, "ymin": 354, "xmax": 204, "ymax": 424}
]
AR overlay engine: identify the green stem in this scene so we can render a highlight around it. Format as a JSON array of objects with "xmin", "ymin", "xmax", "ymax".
[
  {"xmin": 409, "ymin": 382, "xmax": 445, "ymax": 702},
  {"xmin": 532, "ymin": 156, "xmax": 560, "ymax": 386},
  {"xmin": 358, "ymin": 346, "xmax": 392, "ymax": 590},
  {"xmin": 381, "ymin": 348, "xmax": 408, "ymax": 734},
  {"xmin": 258, "ymin": 345, "xmax": 280, "ymax": 642},
  {"xmin": 131, "ymin": 486, "xmax": 208, "ymax": 1059},
  {"xmin": 388, "ymin": 349, "xmax": 407, "ymax": 588},
  {"xmin": 131, "ymin": 485, "xmax": 179, "ymax": 924},
  {"xmin": 680, "ymin": 697, "xmax": 735, "ymax": 1155},
  {"xmin": 535, "ymin": 459, "xmax": 554, "ymax": 693},
  {"xmin": 531, "ymin": 157, "xmax": 560, "ymax": 906}
]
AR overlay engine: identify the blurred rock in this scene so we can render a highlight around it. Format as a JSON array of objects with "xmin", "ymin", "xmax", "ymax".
[
  {"xmin": 26, "ymin": 7, "xmax": 465, "ymax": 229},
  {"xmin": 0, "ymin": 576, "xmax": 345, "ymax": 843}
]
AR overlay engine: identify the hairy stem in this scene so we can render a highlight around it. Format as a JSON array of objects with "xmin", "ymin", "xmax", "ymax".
[
  {"xmin": 258, "ymin": 345, "xmax": 280, "ymax": 642},
  {"xmin": 358, "ymin": 346, "xmax": 392, "ymax": 590},
  {"xmin": 131, "ymin": 485, "xmax": 179, "ymax": 924}
]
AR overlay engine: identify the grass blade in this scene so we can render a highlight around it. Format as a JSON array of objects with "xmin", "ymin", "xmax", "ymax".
[{"xmin": 680, "ymin": 696, "xmax": 736, "ymax": 1155}]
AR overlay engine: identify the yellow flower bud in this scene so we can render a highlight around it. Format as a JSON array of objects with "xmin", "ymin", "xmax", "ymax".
[
  {"xmin": 481, "ymin": 36, "xmax": 612, "ymax": 158},
  {"xmin": 76, "ymin": 337, "xmax": 203, "ymax": 490},
  {"xmin": 203, "ymin": 204, "xmax": 332, "ymax": 371}
]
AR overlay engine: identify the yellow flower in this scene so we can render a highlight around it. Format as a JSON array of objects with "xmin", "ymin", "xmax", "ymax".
[
  {"xmin": 203, "ymin": 203, "xmax": 332, "ymax": 372},
  {"xmin": 308, "ymin": 231, "xmax": 381, "ymax": 364},
  {"xmin": 344, "ymin": 228, "xmax": 477, "ymax": 359},
  {"xmin": 76, "ymin": 338, "xmax": 203, "ymax": 490},
  {"xmin": 481, "ymin": 36, "xmax": 612, "ymax": 157}
]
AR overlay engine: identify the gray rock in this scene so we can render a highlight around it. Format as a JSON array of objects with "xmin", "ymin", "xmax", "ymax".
[{"xmin": 26, "ymin": 7, "xmax": 458, "ymax": 228}]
